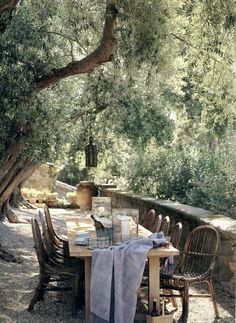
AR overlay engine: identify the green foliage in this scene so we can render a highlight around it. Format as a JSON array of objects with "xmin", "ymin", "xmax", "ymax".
[
  {"xmin": 116, "ymin": 142, "xmax": 236, "ymax": 218},
  {"xmin": 0, "ymin": 0, "xmax": 236, "ymax": 219},
  {"xmin": 66, "ymin": 191, "xmax": 76, "ymax": 198},
  {"xmin": 115, "ymin": 0, "xmax": 178, "ymax": 68},
  {"xmin": 56, "ymin": 198, "xmax": 67, "ymax": 208},
  {"xmin": 58, "ymin": 159, "xmax": 88, "ymax": 186}
]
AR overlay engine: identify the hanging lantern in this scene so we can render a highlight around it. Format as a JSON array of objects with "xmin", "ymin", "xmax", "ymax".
[{"xmin": 85, "ymin": 136, "xmax": 97, "ymax": 167}]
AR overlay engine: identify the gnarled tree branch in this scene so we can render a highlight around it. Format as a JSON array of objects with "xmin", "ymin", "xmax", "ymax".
[
  {"xmin": 36, "ymin": 3, "xmax": 118, "ymax": 91},
  {"xmin": 0, "ymin": 0, "xmax": 19, "ymax": 32},
  {"xmin": 0, "ymin": 0, "xmax": 19, "ymax": 13}
]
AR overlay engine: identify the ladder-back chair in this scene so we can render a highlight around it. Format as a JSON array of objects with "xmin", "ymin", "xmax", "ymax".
[
  {"xmin": 170, "ymin": 222, "xmax": 182, "ymax": 249},
  {"xmin": 161, "ymin": 222, "xmax": 182, "ymax": 309},
  {"xmin": 142, "ymin": 209, "xmax": 156, "ymax": 231},
  {"xmin": 152, "ymin": 214, "xmax": 162, "ymax": 233},
  {"xmin": 44, "ymin": 205, "xmax": 69, "ymax": 256},
  {"xmin": 28, "ymin": 218, "xmax": 81, "ymax": 317},
  {"xmin": 39, "ymin": 211, "xmax": 64, "ymax": 261},
  {"xmin": 159, "ymin": 215, "xmax": 170, "ymax": 236}
]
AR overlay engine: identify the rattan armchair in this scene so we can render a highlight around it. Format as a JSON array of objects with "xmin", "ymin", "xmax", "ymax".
[
  {"xmin": 28, "ymin": 218, "xmax": 81, "ymax": 317},
  {"xmin": 160, "ymin": 225, "xmax": 220, "ymax": 323}
]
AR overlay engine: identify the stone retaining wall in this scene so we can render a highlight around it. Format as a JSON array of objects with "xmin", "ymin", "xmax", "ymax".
[{"xmin": 100, "ymin": 187, "xmax": 236, "ymax": 297}]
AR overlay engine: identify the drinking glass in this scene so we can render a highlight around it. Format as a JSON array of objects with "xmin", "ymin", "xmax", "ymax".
[{"xmin": 164, "ymin": 236, "xmax": 171, "ymax": 248}]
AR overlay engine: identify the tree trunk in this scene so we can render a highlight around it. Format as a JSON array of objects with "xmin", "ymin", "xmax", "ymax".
[
  {"xmin": 0, "ymin": 157, "xmax": 37, "ymax": 222},
  {"xmin": 0, "ymin": 1, "xmax": 118, "ymax": 221},
  {"xmin": 10, "ymin": 178, "xmax": 37, "ymax": 209},
  {"xmin": 1, "ymin": 198, "xmax": 19, "ymax": 223},
  {"xmin": 0, "ymin": 0, "xmax": 19, "ymax": 13},
  {"xmin": 0, "ymin": 159, "xmax": 36, "ymax": 204},
  {"xmin": 9, "ymin": 185, "xmax": 24, "ymax": 208},
  {"xmin": 0, "ymin": 139, "xmax": 24, "ymax": 183}
]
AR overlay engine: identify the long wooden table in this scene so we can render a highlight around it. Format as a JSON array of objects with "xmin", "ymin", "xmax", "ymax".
[{"xmin": 66, "ymin": 216, "xmax": 179, "ymax": 322}]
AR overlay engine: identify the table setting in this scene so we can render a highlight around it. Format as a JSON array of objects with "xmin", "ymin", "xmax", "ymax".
[
  {"xmin": 66, "ymin": 207, "xmax": 179, "ymax": 322},
  {"xmin": 73, "ymin": 207, "xmax": 141, "ymax": 249}
]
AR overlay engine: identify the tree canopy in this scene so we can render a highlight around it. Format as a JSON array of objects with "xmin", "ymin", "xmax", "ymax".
[{"xmin": 0, "ymin": 0, "xmax": 236, "ymax": 220}]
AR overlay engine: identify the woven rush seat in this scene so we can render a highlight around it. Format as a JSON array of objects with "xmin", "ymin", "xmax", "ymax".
[{"xmin": 161, "ymin": 272, "xmax": 205, "ymax": 288}]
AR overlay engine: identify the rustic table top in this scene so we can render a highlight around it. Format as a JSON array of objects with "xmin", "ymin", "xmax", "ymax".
[{"xmin": 66, "ymin": 216, "xmax": 179, "ymax": 258}]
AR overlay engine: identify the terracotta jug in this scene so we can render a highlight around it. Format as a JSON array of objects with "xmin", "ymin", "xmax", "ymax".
[{"xmin": 76, "ymin": 181, "xmax": 95, "ymax": 210}]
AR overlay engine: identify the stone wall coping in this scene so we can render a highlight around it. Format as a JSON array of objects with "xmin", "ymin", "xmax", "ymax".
[
  {"xmin": 102, "ymin": 188, "xmax": 236, "ymax": 241},
  {"xmin": 56, "ymin": 180, "xmax": 76, "ymax": 191}
]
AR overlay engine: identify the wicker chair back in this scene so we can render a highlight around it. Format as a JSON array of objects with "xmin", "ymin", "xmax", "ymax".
[{"xmin": 179, "ymin": 225, "xmax": 220, "ymax": 277}]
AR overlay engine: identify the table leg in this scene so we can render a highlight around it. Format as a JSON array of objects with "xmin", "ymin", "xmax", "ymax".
[
  {"xmin": 85, "ymin": 257, "xmax": 92, "ymax": 323},
  {"xmin": 148, "ymin": 256, "xmax": 160, "ymax": 314}
]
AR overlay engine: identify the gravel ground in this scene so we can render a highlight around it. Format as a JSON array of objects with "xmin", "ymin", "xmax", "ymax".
[{"xmin": 0, "ymin": 207, "xmax": 235, "ymax": 323}]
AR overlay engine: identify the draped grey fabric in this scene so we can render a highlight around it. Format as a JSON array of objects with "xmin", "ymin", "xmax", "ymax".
[{"xmin": 90, "ymin": 232, "xmax": 165, "ymax": 323}]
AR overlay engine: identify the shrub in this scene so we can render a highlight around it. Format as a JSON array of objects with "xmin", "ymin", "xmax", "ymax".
[{"xmin": 119, "ymin": 141, "xmax": 236, "ymax": 218}]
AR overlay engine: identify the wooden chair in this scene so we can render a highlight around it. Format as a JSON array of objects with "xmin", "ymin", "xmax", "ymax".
[
  {"xmin": 159, "ymin": 215, "xmax": 170, "ymax": 236},
  {"xmin": 41, "ymin": 210, "xmax": 84, "ymax": 270},
  {"xmin": 161, "ymin": 222, "xmax": 182, "ymax": 267},
  {"xmin": 44, "ymin": 205, "xmax": 69, "ymax": 256},
  {"xmin": 152, "ymin": 214, "xmax": 162, "ymax": 233},
  {"xmin": 142, "ymin": 209, "xmax": 155, "ymax": 230},
  {"xmin": 28, "ymin": 218, "xmax": 81, "ymax": 317},
  {"xmin": 170, "ymin": 222, "xmax": 182, "ymax": 249},
  {"xmin": 142, "ymin": 209, "xmax": 162, "ymax": 232},
  {"xmin": 39, "ymin": 211, "xmax": 64, "ymax": 261},
  {"xmin": 141, "ymin": 214, "xmax": 165, "ymax": 286},
  {"xmin": 161, "ymin": 222, "xmax": 182, "ymax": 309},
  {"xmin": 160, "ymin": 225, "xmax": 220, "ymax": 323},
  {"xmin": 160, "ymin": 222, "xmax": 182, "ymax": 271}
]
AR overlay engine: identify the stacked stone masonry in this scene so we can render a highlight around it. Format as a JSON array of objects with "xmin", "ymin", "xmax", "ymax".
[{"xmin": 99, "ymin": 187, "xmax": 236, "ymax": 297}]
